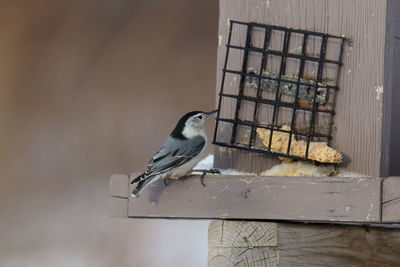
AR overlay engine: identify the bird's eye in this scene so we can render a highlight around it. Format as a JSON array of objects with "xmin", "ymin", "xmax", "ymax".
[{"xmin": 198, "ymin": 115, "xmax": 203, "ymax": 119}]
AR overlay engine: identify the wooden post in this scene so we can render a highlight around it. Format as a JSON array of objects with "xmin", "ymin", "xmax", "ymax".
[{"xmin": 208, "ymin": 221, "xmax": 400, "ymax": 266}]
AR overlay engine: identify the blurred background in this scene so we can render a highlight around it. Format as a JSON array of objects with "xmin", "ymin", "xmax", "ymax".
[{"xmin": 0, "ymin": 0, "xmax": 218, "ymax": 266}]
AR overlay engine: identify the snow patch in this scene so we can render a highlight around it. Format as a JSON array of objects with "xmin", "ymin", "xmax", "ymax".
[
  {"xmin": 194, "ymin": 155, "xmax": 255, "ymax": 175},
  {"xmin": 195, "ymin": 154, "xmax": 368, "ymax": 178}
]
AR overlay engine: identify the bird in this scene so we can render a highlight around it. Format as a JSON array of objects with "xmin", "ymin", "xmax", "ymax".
[{"xmin": 130, "ymin": 110, "xmax": 220, "ymax": 197}]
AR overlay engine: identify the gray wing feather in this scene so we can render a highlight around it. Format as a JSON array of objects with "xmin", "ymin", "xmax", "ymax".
[{"xmin": 139, "ymin": 135, "xmax": 205, "ymax": 181}]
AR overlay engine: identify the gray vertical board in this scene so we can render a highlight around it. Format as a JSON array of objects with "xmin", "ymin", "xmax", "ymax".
[
  {"xmin": 388, "ymin": 0, "xmax": 400, "ymax": 176},
  {"xmin": 208, "ymin": 221, "xmax": 400, "ymax": 267},
  {"xmin": 214, "ymin": 0, "xmax": 391, "ymax": 177},
  {"xmin": 382, "ymin": 177, "xmax": 400, "ymax": 221},
  {"xmin": 127, "ymin": 174, "xmax": 381, "ymax": 222}
]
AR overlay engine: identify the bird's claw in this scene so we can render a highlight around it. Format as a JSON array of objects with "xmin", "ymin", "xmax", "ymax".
[
  {"xmin": 241, "ymin": 188, "xmax": 251, "ymax": 199},
  {"xmin": 163, "ymin": 178, "xmax": 170, "ymax": 186},
  {"xmin": 209, "ymin": 168, "xmax": 221, "ymax": 175},
  {"xmin": 200, "ymin": 173, "xmax": 207, "ymax": 187},
  {"xmin": 199, "ymin": 168, "xmax": 221, "ymax": 187}
]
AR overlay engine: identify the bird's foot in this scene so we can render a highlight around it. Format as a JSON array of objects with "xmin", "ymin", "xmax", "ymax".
[
  {"xmin": 208, "ymin": 168, "xmax": 222, "ymax": 175},
  {"xmin": 192, "ymin": 169, "xmax": 221, "ymax": 187},
  {"xmin": 163, "ymin": 178, "xmax": 171, "ymax": 186}
]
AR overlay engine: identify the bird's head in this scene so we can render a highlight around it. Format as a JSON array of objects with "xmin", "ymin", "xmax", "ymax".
[{"xmin": 171, "ymin": 110, "xmax": 218, "ymax": 139}]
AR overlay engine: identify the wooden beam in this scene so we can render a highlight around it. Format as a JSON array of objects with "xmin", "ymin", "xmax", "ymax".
[
  {"xmin": 382, "ymin": 177, "xmax": 400, "ymax": 222},
  {"xmin": 116, "ymin": 174, "xmax": 382, "ymax": 222},
  {"xmin": 208, "ymin": 221, "xmax": 400, "ymax": 267},
  {"xmin": 209, "ymin": 221, "xmax": 278, "ymax": 267}
]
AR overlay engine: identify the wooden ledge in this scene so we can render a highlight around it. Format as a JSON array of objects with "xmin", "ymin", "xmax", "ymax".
[{"xmin": 108, "ymin": 174, "xmax": 400, "ymax": 224}]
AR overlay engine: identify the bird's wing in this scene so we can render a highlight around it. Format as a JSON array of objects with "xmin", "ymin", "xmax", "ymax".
[{"xmin": 132, "ymin": 135, "xmax": 206, "ymax": 183}]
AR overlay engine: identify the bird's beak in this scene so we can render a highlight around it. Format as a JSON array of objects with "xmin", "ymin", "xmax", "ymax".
[
  {"xmin": 206, "ymin": 109, "xmax": 218, "ymax": 116},
  {"xmin": 205, "ymin": 109, "xmax": 218, "ymax": 119}
]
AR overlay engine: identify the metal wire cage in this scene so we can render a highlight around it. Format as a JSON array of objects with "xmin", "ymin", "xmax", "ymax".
[{"xmin": 213, "ymin": 20, "xmax": 347, "ymax": 161}]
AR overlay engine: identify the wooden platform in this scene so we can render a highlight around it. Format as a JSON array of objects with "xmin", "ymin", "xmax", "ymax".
[{"xmin": 109, "ymin": 174, "xmax": 400, "ymax": 224}]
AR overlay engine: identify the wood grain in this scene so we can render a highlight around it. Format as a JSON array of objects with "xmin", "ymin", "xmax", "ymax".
[
  {"xmin": 279, "ymin": 223, "xmax": 400, "ymax": 266},
  {"xmin": 214, "ymin": 0, "xmax": 391, "ymax": 177},
  {"xmin": 208, "ymin": 221, "xmax": 278, "ymax": 248},
  {"xmin": 125, "ymin": 174, "xmax": 381, "ymax": 222},
  {"xmin": 208, "ymin": 221, "xmax": 278, "ymax": 267},
  {"xmin": 209, "ymin": 221, "xmax": 400, "ymax": 267},
  {"xmin": 382, "ymin": 177, "xmax": 400, "ymax": 222}
]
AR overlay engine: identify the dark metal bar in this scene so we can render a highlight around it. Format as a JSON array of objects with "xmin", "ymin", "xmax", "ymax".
[
  {"xmin": 229, "ymin": 20, "xmax": 347, "ymax": 40},
  {"xmin": 212, "ymin": 141, "xmax": 314, "ymax": 162},
  {"xmin": 268, "ymin": 30, "xmax": 291, "ymax": 152},
  {"xmin": 287, "ymin": 34, "xmax": 308, "ymax": 155},
  {"xmin": 223, "ymin": 69, "xmax": 339, "ymax": 90},
  {"xmin": 230, "ymin": 24, "xmax": 253, "ymax": 145},
  {"xmin": 219, "ymin": 93, "xmax": 333, "ymax": 114},
  {"xmin": 216, "ymin": 117, "xmax": 331, "ymax": 138},
  {"xmin": 213, "ymin": 21, "xmax": 234, "ymax": 144},
  {"xmin": 249, "ymin": 28, "xmax": 271, "ymax": 148},
  {"xmin": 305, "ymin": 36, "xmax": 328, "ymax": 158},
  {"xmin": 226, "ymin": 44, "xmax": 342, "ymax": 65},
  {"xmin": 326, "ymin": 38, "xmax": 347, "ymax": 146}
]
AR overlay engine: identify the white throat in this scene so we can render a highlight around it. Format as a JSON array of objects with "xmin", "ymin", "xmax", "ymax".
[{"xmin": 182, "ymin": 125, "xmax": 206, "ymax": 139}]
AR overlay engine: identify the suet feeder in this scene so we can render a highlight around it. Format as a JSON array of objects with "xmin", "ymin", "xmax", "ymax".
[{"xmin": 213, "ymin": 20, "xmax": 346, "ymax": 163}]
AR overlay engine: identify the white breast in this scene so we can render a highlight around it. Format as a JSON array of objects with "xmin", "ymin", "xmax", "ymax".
[
  {"xmin": 168, "ymin": 131, "xmax": 208, "ymax": 177},
  {"xmin": 182, "ymin": 125, "xmax": 206, "ymax": 139}
]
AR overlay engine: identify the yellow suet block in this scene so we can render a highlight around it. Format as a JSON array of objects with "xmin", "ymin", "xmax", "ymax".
[{"xmin": 256, "ymin": 125, "xmax": 343, "ymax": 163}]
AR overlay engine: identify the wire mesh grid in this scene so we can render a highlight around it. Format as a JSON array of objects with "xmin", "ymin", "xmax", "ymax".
[{"xmin": 213, "ymin": 20, "xmax": 347, "ymax": 161}]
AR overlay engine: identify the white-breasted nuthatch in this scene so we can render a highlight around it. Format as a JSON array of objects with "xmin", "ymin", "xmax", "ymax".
[{"xmin": 130, "ymin": 110, "xmax": 219, "ymax": 197}]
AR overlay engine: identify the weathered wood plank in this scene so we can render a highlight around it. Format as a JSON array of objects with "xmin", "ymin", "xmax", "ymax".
[
  {"xmin": 126, "ymin": 174, "xmax": 381, "ymax": 222},
  {"xmin": 208, "ymin": 221, "xmax": 400, "ymax": 267},
  {"xmin": 209, "ymin": 221, "xmax": 278, "ymax": 248},
  {"xmin": 278, "ymin": 223, "xmax": 400, "ymax": 266},
  {"xmin": 208, "ymin": 221, "xmax": 278, "ymax": 267},
  {"xmin": 108, "ymin": 174, "xmax": 129, "ymax": 218},
  {"xmin": 382, "ymin": 177, "xmax": 400, "ymax": 222},
  {"xmin": 214, "ymin": 0, "xmax": 391, "ymax": 177}
]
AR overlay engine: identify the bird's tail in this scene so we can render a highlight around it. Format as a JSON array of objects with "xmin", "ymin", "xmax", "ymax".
[
  {"xmin": 131, "ymin": 173, "xmax": 146, "ymax": 184},
  {"xmin": 131, "ymin": 174, "xmax": 162, "ymax": 197}
]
